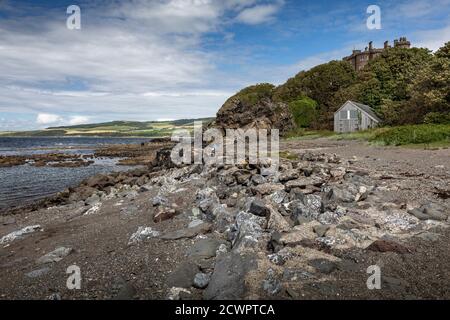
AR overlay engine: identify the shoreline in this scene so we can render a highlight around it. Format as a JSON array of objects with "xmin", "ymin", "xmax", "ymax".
[
  {"xmin": 0, "ymin": 135, "xmax": 171, "ymax": 139},
  {"xmin": 0, "ymin": 138, "xmax": 174, "ymax": 215}
]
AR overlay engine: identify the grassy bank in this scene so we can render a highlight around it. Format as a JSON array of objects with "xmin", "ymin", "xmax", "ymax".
[
  {"xmin": 369, "ymin": 124, "xmax": 450, "ymax": 146},
  {"xmin": 285, "ymin": 128, "xmax": 335, "ymax": 140},
  {"xmin": 286, "ymin": 124, "xmax": 450, "ymax": 147}
]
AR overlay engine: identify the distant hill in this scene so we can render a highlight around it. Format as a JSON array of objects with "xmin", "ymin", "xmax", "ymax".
[{"xmin": 0, "ymin": 118, "xmax": 215, "ymax": 137}]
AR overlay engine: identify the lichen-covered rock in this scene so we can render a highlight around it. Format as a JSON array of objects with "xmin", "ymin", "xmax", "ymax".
[{"xmin": 215, "ymin": 86, "xmax": 295, "ymax": 135}]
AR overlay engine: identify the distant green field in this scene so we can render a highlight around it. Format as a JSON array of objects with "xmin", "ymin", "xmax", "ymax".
[{"xmin": 0, "ymin": 118, "xmax": 215, "ymax": 137}]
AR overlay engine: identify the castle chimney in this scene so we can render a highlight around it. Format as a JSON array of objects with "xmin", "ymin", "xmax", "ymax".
[
  {"xmin": 369, "ymin": 41, "xmax": 373, "ymax": 51},
  {"xmin": 384, "ymin": 41, "xmax": 389, "ymax": 49}
]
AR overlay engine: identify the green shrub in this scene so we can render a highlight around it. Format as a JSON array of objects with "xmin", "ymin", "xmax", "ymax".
[
  {"xmin": 289, "ymin": 97, "xmax": 318, "ymax": 128},
  {"xmin": 232, "ymin": 83, "xmax": 275, "ymax": 107},
  {"xmin": 369, "ymin": 124, "xmax": 450, "ymax": 145},
  {"xmin": 423, "ymin": 112, "xmax": 450, "ymax": 124}
]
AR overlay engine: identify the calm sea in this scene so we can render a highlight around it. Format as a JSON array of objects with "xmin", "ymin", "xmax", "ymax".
[{"xmin": 0, "ymin": 137, "xmax": 150, "ymax": 211}]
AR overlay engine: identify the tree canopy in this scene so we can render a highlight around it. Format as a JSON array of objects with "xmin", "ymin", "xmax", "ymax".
[{"xmin": 217, "ymin": 42, "xmax": 450, "ymax": 131}]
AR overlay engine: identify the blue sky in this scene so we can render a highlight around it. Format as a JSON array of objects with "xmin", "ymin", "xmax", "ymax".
[{"xmin": 0, "ymin": 0, "xmax": 449, "ymax": 130}]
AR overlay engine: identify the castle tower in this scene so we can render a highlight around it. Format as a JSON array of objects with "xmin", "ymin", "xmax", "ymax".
[
  {"xmin": 394, "ymin": 37, "xmax": 411, "ymax": 49},
  {"xmin": 343, "ymin": 37, "xmax": 412, "ymax": 71}
]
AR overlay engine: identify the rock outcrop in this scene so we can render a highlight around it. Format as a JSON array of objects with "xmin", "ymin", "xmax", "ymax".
[{"xmin": 215, "ymin": 84, "xmax": 295, "ymax": 135}]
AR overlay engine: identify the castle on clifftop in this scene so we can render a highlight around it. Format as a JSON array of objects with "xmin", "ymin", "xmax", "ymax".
[{"xmin": 343, "ymin": 37, "xmax": 411, "ymax": 71}]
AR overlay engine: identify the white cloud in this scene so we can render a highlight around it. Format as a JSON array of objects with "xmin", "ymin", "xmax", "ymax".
[
  {"xmin": 235, "ymin": 1, "xmax": 284, "ymax": 25},
  {"xmin": 0, "ymin": 0, "xmax": 285, "ymax": 129},
  {"xmin": 36, "ymin": 113, "xmax": 63, "ymax": 125},
  {"xmin": 393, "ymin": 0, "xmax": 450, "ymax": 18},
  {"xmin": 68, "ymin": 116, "xmax": 90, "ymax": 125},
  {"xmin": 413, "ymin": 25, "xmax": 450, "ymax": 51}
]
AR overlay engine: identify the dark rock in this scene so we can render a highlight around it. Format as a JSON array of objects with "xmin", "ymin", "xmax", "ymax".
[
  {"xmin": 166, "ymin": 261, "xmax": 199, "ymax": 289},
  {"xmin": 152, "ymin": 195, "xmax": 168, "ymax": 207},
  {"xmin": 152, "ymin": 147, "xmax": 176, "ymax": 169},
  {"xmin": 251, "ymin": 174, "xmax": 266, "ymax": 185},
  {"xmin": 195, "ymin": 259, "xmax": 216, "ymax": 272},
  {"xmin": 268, "ymin": 231, "xmax": 283, "ymax": 252},
  {"xmin": 193, "ymin": 272, "xmax": 210, "ymax": 289},
  {"xmin": 262, "ymin": 269, "xmax": 282, "ymax": 296},
  {"xmin": 268, "ymin": 249, "xmax": 292, "ymax": 266},
  {"xmin": 366, "ymin": 239, "xmax": 411, "ymax": 254},
  {"xmin": 68, "ymin": 186, "xmax": 98, "ymax": 202},
  {"xmin": 285, "ymin": 287, "xmax": 300, "ymax": 299},
  {"xmin": 279, "ymin": 170, "xmax": 300, "ymax": 183},
  {"xmin": 219, "ymin": 174, "xmax": 236, "ymax": 186},
  {"xmin": 408, "ymin": 203, "xmax": 447, "ymax": 221},
  {"xmin": 203, "ymin": 252, "xmax": 257, "ymax": 300},
  {"xmin": 267, "ymin": 205, "xmax": 291, "ymax": 232},
  {"xmin": 337, "ymin": 259, "xmax": 360, "ymax": 272},
  {"xmin": 214, "ymin": 207, "xmax": 236, "ymax": 233},
  {"xmin": 47, "ymin": 293, "xmax": 62, "ymax": 300},
  {"xmin": 25, "ymin": 267, "xmax": 51, "ymax": 278},
  {"xmin": 84, "ymin": 174, "xmax": 115, "ymax": 189},
  {"xmin": 232, "ymin": 211, "xmax": 267, "ymax": 251},
  {"xmin": 313, "ymin": 225, "xmax": 330, "ymax": 237},
  {"xmin": 85, "ymin": 194, "xmax": 101, "ymax": 206},
  {"xmin": 293, "ymin": 215, "xmax": 312, "ymax": 226},
  {"xmin": 252, "ymin": 183, "xmax": 285, "ymax": 196},
  {"xmin": 324, "ymin": 186, "xmax": 355, "ymax": 203},
  {"xmin": 416, "ymin": 232, "xmax": 440, "ymax": 242},
  {"xmin": 422, "ymin": 203, "xmax": 448, "ymax": 221},
  {"xmin": 291, "ymin": 194, "xmax": 323, "ymax": 219},
  {"xmin": 249, "ymin": 199, "xmax": 270, "ymax": 217},
  {"xmin": 308, "ymin": 259, "xmax": 337, "ymax": 274},
  {"xmin": 215, "ymin": 94, "xmax": 295, "ymax": 135},
  {"xmin": 187, "ymin": 239, "xmax": 221, "ymax": 260},
  {"xmin": 36, "ymin": 247, "xmax": 73, "ymax": 264},
  {"xmin": 285, "ymin": 177, "xmax": 324, "ymax": 190},
  {"xmin": 337, "ymin": 219, "xmax": 360, "ymax": 231},
  {"xmin": 160, "ymin": 223, "xmax": 212, "ymax": 240},
  {"xmin": 407, "ymin": 208, "xmax": 429, "ymax": 220},
  {"xmin": 234, "ymin": 170, "xmax": 252, "ymax": 185},
  {"xmin": 267, "ymin": 190, "xmax": 288, "ymax": 206}
]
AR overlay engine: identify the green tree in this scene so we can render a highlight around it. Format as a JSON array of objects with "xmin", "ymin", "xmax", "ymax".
[
  {"xmin": 403, "ymin": 42, "xmax": 450, "ymax": 123},
  {"xmin": 289, "ymin": 97, "xmax": 318, "ymax": 128},
  {"xmin": 225, "ymin": 83, "xmax": 275, "ymax": 108},
  {"xmin": 274, "ymin": 60, "xmax": 356, "ymax": 129},
  {"xmin": 357, "ymin": 47, "xmax": 432, "ymax": 110}
]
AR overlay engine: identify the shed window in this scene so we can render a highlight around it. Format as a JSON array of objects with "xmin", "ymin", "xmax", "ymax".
[
  {"xmin": 340, "ymin": 111, "xmax": 348, "ymax": 119},
  {"xmin": 349, "ymin": 110, "xmax": 358, "ymax": 119}
]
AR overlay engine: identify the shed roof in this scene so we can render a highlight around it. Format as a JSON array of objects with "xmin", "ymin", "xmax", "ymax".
[{"xmin": 337, "ymin": 101, "xmax": 382, "ymax": 123}]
